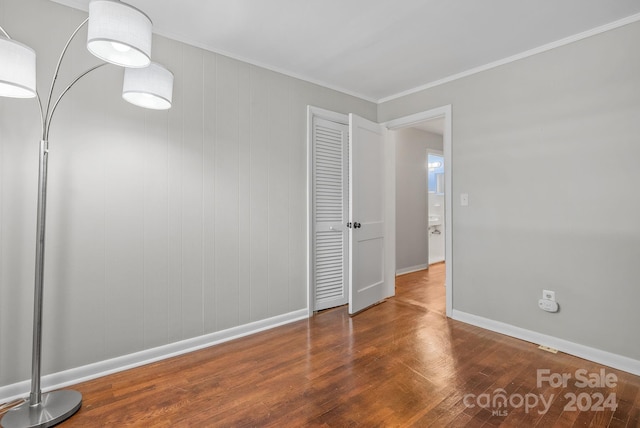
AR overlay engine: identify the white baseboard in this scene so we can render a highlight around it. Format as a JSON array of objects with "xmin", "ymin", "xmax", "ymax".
[
  {"xmin": 0, "ymin": 309, "xmax": 309, "ymax": 404},
  {"xmin": 452, "ymin": 310, "xmax": 640, "ymax": 376},
  {"xmin": 396, "ymin": 263, "xmax": 428, "ymax": 276}
]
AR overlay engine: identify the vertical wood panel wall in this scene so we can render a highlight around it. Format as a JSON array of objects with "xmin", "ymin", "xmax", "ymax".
[
  {"xmin": 0, "ymin": 0, "xmax": 376, "ymax": 386},
  {"xmin": 378, "ymin": 19, "xmax": 640, "ymax": 361}
]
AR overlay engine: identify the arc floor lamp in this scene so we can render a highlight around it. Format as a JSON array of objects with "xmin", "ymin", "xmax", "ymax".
[{"xmin": 0, "ymin": 1, "xmax": 173, "ymax": 427}]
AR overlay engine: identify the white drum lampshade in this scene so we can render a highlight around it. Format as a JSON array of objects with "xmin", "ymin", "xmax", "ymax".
[
  {"xmin": 122, "ymin": 62, "xmax": 173, "ymax": 110},
  {"xmin": 87, "ymin": 0, "xmax": 152, "ymax": 68},
  {"xmin": 0, "ymin": 37, "xmax": 37, "ymax": 98}
]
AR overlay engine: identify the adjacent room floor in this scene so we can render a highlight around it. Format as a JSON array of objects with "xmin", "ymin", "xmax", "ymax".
[{"xmin": 2, "ymin": 263, "xmax": 638, "ymax": 427}]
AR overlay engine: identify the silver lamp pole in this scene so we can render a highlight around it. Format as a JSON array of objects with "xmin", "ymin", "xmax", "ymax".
[
  {"xmin": 1, "ymin": 18, "xmax": 102, "ymax": 428},
  {"xmin": 0, "ymin": 2, "xmax": 172, "ymax": 427}
]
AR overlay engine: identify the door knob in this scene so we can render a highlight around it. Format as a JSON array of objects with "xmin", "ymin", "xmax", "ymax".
[{"xmin": 354, "ymin": 222, "xmax": 361, "ymax": 229}]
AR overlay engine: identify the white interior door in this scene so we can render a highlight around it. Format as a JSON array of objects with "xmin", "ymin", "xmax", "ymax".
[
  {"xmin": 349, "ymin": 114, "xmax": 389, "ymax": 315},
  {"xmin": 312, "ymin": 117, "xmax": 349, "ymax": 310}
]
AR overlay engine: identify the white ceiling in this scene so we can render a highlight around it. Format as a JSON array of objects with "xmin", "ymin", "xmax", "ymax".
[{"xmin": 52, "ymin": 0, "xmax": 640, "ymax": 102}]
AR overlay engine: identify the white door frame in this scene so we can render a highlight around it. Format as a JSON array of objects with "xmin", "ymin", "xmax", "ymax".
[
  {"xmin": 306, "ymin": 106, "xmax": 348, "ymax": 314},
  {"xmin": 384, "ymin": 105, "xmax": 453, "ymax": 317}
]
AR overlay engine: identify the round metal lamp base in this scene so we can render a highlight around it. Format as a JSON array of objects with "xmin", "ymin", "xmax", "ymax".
[{"xmin": 1, "ymin": 390, "xmax": 82, "ymax": 428}]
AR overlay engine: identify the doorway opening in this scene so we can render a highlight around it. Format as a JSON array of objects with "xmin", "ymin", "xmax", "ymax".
[
  {"xmin": 427, "ymin": 151, "xmax": 445, "ymax": 265},
  {"xmin": 385, "ymin": 106, "xmax": 452, "ymax": 317}
]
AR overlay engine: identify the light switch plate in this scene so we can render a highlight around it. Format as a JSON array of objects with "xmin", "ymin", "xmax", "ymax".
[{"xmin": 460, "ymin": 193, "xmax": 469, "ymax": 206}]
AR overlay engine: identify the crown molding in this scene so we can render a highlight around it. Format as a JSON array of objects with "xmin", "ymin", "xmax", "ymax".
[{"xmin": 378, "ymin": 12, "xmax": 640, "ymax": 104}]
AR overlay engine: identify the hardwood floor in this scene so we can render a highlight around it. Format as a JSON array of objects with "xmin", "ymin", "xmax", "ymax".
[{"xmin": 2, "ymin": 263, "xmax": 638, "ymax": 427}]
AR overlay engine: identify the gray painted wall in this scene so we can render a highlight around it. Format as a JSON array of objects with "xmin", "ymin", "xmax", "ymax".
[
  {"xmin": 379, "ymin": 21, "xmax": 640, "ymax": 360},
  {"xmin": 0, "ymin": 0, "xmax": 376, "ymax": 387},
  {"xmin": 395, "ymin": 128, "xmax": 443, "ymax": 273}
]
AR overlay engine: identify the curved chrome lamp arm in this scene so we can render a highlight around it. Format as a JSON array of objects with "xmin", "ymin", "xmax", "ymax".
[
  {"xmin": 1, "ymin": 19, "xmax": 101, "ymax": 141},
  {"xmin": 34, "ymin": 94, "xmax": 44, "ymax": 139},
  {"xmin": 43, "ymin": 17, "xmax": 89, "ymax": 138},
  {"xmin": 45, "ymin": 63, "xmax": 106, "ymax": 140}
]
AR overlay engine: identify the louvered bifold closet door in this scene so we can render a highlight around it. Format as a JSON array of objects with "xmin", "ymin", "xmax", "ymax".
[{"xmin": 313, "ymin": 117, "xmax": 349, "ymax": 311}]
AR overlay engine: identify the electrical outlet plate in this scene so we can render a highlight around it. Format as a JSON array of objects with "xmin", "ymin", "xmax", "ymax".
[
  {"xmin": 538, "ymin": 298, "xmax": 559, "ymax": 313},
  {"xmin": 542, "ymin": 289, "xmax": 555, "ymax": 301}
]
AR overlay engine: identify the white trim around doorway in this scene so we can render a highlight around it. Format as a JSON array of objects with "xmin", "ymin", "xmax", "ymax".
[{"xmin": 384, "ymin": 105, "xmax": 453, "ymax": 317}]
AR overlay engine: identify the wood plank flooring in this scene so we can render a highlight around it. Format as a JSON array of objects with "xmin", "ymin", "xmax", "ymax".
[{"xmin": 2, "ymin": 263, "xmax": 639, "ymax": 427}]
